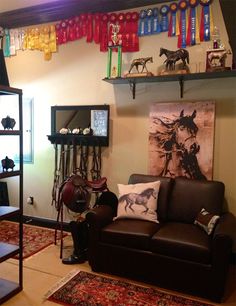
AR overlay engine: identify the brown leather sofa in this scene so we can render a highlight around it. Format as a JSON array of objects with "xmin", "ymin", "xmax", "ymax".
[{"xmin": 86, "ymin": 174, "xmax": 235, "ymax": 302}]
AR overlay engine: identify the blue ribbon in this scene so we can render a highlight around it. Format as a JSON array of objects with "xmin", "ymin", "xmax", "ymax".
[
  {"xmin": 203, "ymin": 5, "xmax": 210, "ymax": 41},
  {"xmin": 144, "ymin": 15, "xmax": 153, "ymax": 35},
  {"xmin": 190, "ymin": 8, "xmax": 196, "ymax": 45},
  {"xmin": 138, "ymin": 10, "xmax": 146, "ymax": 36},
  {"xmin": 181, "ymin": 10, "xmax": 187, "ymax": 48},
  {"xmin": 161, "ymin": 15, "xmax": 169, "ymax": 32},
  {"xmin": 152, "ymin": 8, "xmax": 161, "ymax": 34},
  {"xmin": 171, "ymin": 12, "xmax": 177, "ymax": 36}
]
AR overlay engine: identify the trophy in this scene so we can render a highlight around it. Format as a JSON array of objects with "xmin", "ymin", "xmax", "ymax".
[{"xmin": 106, "ymin": 23, "xmax": 122, "ymax": 79}]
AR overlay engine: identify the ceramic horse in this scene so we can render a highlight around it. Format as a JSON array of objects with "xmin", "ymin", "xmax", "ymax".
[
  {"xmin": 119, "ymin": 188, "xmax": 157, "ymax": 213},
  {"xmin": 129, "ymin": 57, "xmax": 153, "ymax": 74},
  {"xmin": 159, "ymin": 48, "xmax": 189, "ymax": 70}
]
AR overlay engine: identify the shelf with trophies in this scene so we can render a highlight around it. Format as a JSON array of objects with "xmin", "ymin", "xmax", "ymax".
[{"xmin": 103, "ymin": 11, "xmax": 235, "ymax": 99}]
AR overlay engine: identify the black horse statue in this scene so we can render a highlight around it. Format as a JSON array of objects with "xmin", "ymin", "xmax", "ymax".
[
  {"xmin": 129, "ymin": 57, "xmax": 153, "ymax": 74},
  {"xmin": 159, "ymin": 48, "xmax": 189, "ymax": 71}
]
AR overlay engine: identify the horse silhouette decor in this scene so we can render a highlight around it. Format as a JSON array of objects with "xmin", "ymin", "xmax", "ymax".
[
  {"xmin": 119, "ymin": 188, "xmax": 157, "ymax": 213},
  {"xmin": 116, "ymin": 181, "xmax": 160, "ymax": 223},
  {"xmin": 127, "ymin": 57, "xmax": 153, "ymax": 76},
  {"xmin": 159, "ymin": 47, "xmax": 189, "ymax": 72}
]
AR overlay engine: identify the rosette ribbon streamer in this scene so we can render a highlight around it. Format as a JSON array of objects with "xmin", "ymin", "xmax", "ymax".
[
  {"xmin": 187, "ymin": 0, "xmax": 199, "ymax": 45},
  {"xmin": 178, "ymin": 0, "xmax": 188, "ymax": 48},
  {"xmin": 168, "ymin": 2, "xmax": 179, "ymax": 37},
  {"xmin": 160, "ymin": 5, "xmax": 170, "ymax": 32},
  {"xmin": 200, "ymin": 0, "xmax": 213, "ymax": 41}
]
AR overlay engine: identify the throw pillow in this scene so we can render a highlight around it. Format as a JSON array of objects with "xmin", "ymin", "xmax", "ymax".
[
  {"xmin": 114, "ymin": 180, "xmax": 161, "ymax": 223},
  {"xmin": 194, "ymin": 208, "xmax": 220, "ymax": 235}
]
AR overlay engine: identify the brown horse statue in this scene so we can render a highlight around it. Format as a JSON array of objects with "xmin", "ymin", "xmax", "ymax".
[{"xmin": 129, "ymin": 57, "xmax": 153, "ymax": 74}]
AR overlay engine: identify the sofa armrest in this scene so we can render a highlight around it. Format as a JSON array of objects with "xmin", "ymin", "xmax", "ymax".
[
  {"xmin": 86, "ymin": 205, "xmax": 114, "ymax": 229},
  {"xmin": 213, "ymin": 212, "xmax": 235, "ymax": 240},
  {"xmin": 212, "ymin": 212, "xmax": 235, "ymax": 266}
]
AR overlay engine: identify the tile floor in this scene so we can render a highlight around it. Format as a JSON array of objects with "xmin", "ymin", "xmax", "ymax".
[{"xmin": 1, "ymin": 235, "xmax": 236, "ymax": 306}]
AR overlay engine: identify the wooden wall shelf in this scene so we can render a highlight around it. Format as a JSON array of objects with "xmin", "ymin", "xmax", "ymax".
[
  {"xmin": 47, "ymin": 134, "xmax": 109, "ymax": 146},
  {"xmin": 103, "ymin": 70, "xmax": 236, "ymax": 99}
]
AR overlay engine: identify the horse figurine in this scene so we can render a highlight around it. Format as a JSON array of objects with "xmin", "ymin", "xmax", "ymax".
[
  {"xmin": 208, "ymin": 50, "xmax": 227, "ymax": 67},
  {"xmin": 119, "ymin": 188, "xmax": 157, "ymax": 213},
  {"xmin": 128, "ymin": 57, "xmax": 153, "ymax": 74},
  {"xmin": 159, "ymin": 47, "xmax": 189, "ymax": 71},
  {"xmin": 149, "ymin": 109, "xmax": 206, "ymax": 180}
]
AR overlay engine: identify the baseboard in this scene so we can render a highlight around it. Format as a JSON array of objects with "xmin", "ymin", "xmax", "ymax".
[{"xmin": 23, "ymin": 215, "xmax": 71, "ymax": 231}]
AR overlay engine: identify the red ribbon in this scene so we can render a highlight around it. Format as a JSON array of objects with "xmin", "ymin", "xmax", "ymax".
[
  {"xmin": 80, "ymin": 13, "xmax": 87, "ymax": 37},
  {"xmin": 93, "ymin": 13, "xmax": 101, "ymax": 44},
  {"xmin": 86, "ymin": 14, "xmax": 93, "ymax": 42},
  {"xmin": 100, "ymin": 13, "xmax": 109, "ymax": 52},
  {"xmin": 68, "ymin": 18, "xmax": 76, "ymax": 41}
]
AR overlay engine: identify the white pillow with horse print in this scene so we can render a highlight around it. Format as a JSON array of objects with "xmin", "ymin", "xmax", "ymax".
[{"xmin": 114, "ymin": 180, "xmax": 161, "ymax": 223}]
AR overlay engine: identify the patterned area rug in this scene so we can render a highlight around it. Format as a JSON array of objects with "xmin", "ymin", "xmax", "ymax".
[
  {"xmin": 45, "ymin": 270, "xmax": 212, "ymax": 306},
  {"xmin": 0, "ymin": 220, "xmax": 67, "ymax": 259}
]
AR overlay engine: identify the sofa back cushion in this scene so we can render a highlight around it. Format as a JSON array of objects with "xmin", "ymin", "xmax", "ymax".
[
  {"xmin": 128, "ymin": 174, "xmax": 173, "ymax": 222},
  {"xmin": 167, "ymin": 177, "xmax": 225, "ymax": 224}
]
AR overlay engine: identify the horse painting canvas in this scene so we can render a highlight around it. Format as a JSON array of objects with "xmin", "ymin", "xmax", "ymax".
[{"xmin": 149, "ymin": 101, "xmax": 215, "ymax": 180}]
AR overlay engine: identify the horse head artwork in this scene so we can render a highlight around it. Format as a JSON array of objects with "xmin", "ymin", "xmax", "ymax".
[
  {"xmin": 159, "ymin": 47, "xmax": 189, "ymax": 71},
  {"xmin": 119, "ymin": 188, "xmax": 157, "ymax": 213},
  {"xmin": 128, "ymin": 57, "xmax": 153, "ymax": 74},
  {"xmin": 149, "ymin": 109, "xmax": 206, "ymax": 180}
]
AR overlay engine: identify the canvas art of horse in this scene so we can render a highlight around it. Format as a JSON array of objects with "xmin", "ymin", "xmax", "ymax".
[
  {"xmin": 128, "ymin": 57, "xmax": 153, "ymax": 74},
  {"xmin": 149, "ymin": 109, "xmax": 206, "ymax": 180},
  {"xmin": 159, "ymin": 48, "xmax": 189, "ymax": 71},
  {"xmin": 119, "ymin": 188, "xmax": 157, "ymax": 213}
]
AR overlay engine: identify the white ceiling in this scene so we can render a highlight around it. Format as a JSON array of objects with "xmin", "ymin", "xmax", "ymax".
[{"xmin": 0, "ymin": 0, "xmax": 59, "ymax": 13}]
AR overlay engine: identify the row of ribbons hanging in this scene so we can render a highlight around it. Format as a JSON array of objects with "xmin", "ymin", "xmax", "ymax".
[{"xmin": 1, "ymin": 0, "xmax": 214, "ymax": 61}]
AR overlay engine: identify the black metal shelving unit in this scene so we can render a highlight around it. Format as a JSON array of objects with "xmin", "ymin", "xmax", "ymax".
[
  {"xmin": 0, "ymin": 85, "xmax": 23, "ymax": 304},
  {"xmin": 103, "ymin": 70, "xmax": 236, "ymax": 99}
]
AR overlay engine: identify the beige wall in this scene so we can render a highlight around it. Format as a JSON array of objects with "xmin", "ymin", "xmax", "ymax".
[{"xmin": 4, "ymin": 0, "xmax": 236, "ymax": 243}]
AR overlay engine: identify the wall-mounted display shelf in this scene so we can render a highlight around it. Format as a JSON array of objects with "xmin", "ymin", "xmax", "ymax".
[
  {"xmin": 103, "ymin": 70, "xmax": 236, "ymax": 99},
  {"xmin": 47, "ymin": 105, "xmax": 110, "ymax": 147},
  {"xmin": 0, "ymin": 85, "xmax": 23, "ymax": 304}
]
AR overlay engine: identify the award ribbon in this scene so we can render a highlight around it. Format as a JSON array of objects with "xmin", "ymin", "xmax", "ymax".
[
  {"xmin": 138, "ymin": 10, "xmax": 146, "ymax": 36},
  {"xmin": 100, "ymin": 13, "xmax": 109, "ymax": 52},
  {"xmin": 93, "ymin": 13, "xmax": 101, "ymax": 44},
  {"xmin": 160, "ymin": 5, "xmax": 170, "ymax": 32},
  {"xmin": 152, "ymin": 8, "xmax": 161, "ymax": 34},
  {"xmin": 86, "ymin": 13, "xmax": 93, "ymax": 43},
  {"xmin": 178, "ymin": 0, "xmax": 188, "ymax": 48},
  {"xmin": 187, "ymin": 0, "xmax": 199, "ymax": 45},
  {"xmin": 168, "ymin": 3, "xmax": 178, "ymax": 37},
  {"xmin": 130, "ymin": 12, "xmax": 139, "ymax": 52},
  {"xmin": 4, "ymin": 29, "xmax": 11, "ymax": 57},
  {"xmin": 200, "ymin": 0, "xmax": 212, "ymax": 41},
  {"xmin": 144, "ymin": 9, "xmax": 153, "ymax": 35}
]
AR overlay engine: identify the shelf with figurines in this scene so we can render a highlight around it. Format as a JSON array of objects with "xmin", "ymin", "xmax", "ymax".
[{"xmin": 103, "ymin": 44, "xmax": 236, "ymax": 99}]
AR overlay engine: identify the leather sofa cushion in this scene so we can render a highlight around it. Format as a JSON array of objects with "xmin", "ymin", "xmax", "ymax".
[
  {"xmin": 168, "ymin": 177, "xmax": 225, "ymax": 224},
  {"xmin": 101, "ymin": 219, "xmax": 161, "ymax": 250},
  {"xmin": 150, "ymin": 222, "xmax": 211, "ymax": 264},
  {"xmin": 128, "ymin": 174, "xmax": 173, "ymax": 222}
]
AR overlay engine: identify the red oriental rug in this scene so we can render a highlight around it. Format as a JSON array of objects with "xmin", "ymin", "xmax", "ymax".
[
  {"xmin": 0, "ymin": 220, "xmax": 67, "ymax": 259},
  {"xmin": 45, "ymin": 270, "xmax": 213, "ymax": 306}
]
